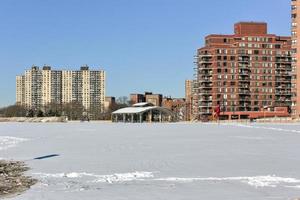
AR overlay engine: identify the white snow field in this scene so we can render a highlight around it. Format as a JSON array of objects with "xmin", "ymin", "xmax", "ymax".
[{"xmin": 1, "ymin": 122, "xmax": 300, "ymax": 200}]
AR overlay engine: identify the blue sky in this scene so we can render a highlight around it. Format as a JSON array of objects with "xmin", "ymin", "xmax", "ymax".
[{"xmin": 0, "ymin": 0, "xmax": 290, "ymax": 107}]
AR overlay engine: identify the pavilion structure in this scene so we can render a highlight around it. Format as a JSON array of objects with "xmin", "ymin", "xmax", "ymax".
[{"xmin": 112, "ymin": 102, "xmax": 174, "ymax": 123}]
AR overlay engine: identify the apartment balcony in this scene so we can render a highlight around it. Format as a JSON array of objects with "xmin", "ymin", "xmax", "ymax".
[
  {"xmin": 238, "ymin": 60, "xmax": 250, "ymax": 63},
  {"xmin": 275, "ymin": 54, "xmax": 292, "ymax": 58},
  {"xmin": 275, "ymin": 78, "xmax": 291, "ymax": 83},
  {"xmin": 238, "ymin": 52, "xmax": 250, "ymax": 56},
  {"xmin": 199, "ymin": 91, "xmax": 212, "ymax": 96},
  {"xmin": 201, "ymin": 87, "xmax": 212, "ymax": 91},
  {"xmin": 239, "ymin": 67, "xmax": 252, "ymax": 72},
  {"xmin": 238, "ymin": 90, "xmax": 251, "ymax": 95},
  {"xmin": 238, "ymin": 64, "xmax": 251, "ymax": 68},
  {"xmin": 199, "ymin": 71, "xmax": 213, "ymax": 76},
  {"xmin": 239, "ymin": 71, "xmax": 250, "ymax": 76},
  {"xmin": 238, "ymin": 84, "xmax": 250, "ymax": 88},
  {"xmin": 198, "ymin": 62, "xmax": 213, "ymax": 67},
  {"xmin": 275, "ymin": 91, "xmax": 292, "ymax": 95},
  {"xmin": 275, "ymin": 97, "xmax": 292, "ymax": 101},
  {"xmin": 199, "ymin": 103, "xmax": 213, "ymax": 108},
  {"xmin": 275, "ymin": 86, "xmax": 291, "ymax": 90},
  {"xmin": 199, "ymin": 98, "xmax": 212, "ymax": 102},
  {"xmin": 275, "ymin": 72, "xmax": 292, "ymax": 76},
  {"xmin": 275, "ymin": 68, "xmax": 292, "ymax": 73},
  {"xmin": 199, "ymin": 84, "xmax": 213, "ymax": 88},
  {"xmin": 198, "ymin": 68, "xmax": 212, "ymax": 74},
  {"xmin": 239, "ymin": 97, "xmax": 251, "ymax": 102},
  {"xmin": 199, "ymin": 59, "xmax": 213, "ymax": 64},
  {"xmin": 238, "ymin": 55, "xmax": 250, "ymax": 63},
  {"xmin": 238, "ymin": 77, "xmax": 250, "ymax": 82},
  {"xmin": 199, "ymin": 77, "xmax": 212, "ymax": 82},
  {"xmin": 199, "ymin": 95, "xmax": 212, "ymax": 99},
  {"xmin": 199, "ymin": 54, "xmax": 213, "ymax": 58},
  {"xmin": 199, "ymin": 67, "xmax": 212, "ymax": 72},
  {"xmin": 275, "ymin": 59, "xmax": 292, "ymax": 63}
]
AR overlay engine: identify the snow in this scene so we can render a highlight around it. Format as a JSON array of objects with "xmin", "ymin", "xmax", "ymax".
[
  {"xmin": 0, "ymin": 136, "xmax": 29, "ymax": 150},
  {"xmin": 154, "ymin": 175, "xmax": 300, "ymax": 187},
  {"xmin": 32, "ymin": 172, "xmax": 300, "ymax": 188},
  {"xmin": 1, "ymin": 122, "xmax": 300, "ymax": 199},
  {"xmin": 33, "ymin": 171, "xmax": 154, "ymax": 183}
]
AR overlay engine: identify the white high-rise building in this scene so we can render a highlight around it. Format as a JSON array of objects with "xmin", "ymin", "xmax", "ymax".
[
  {"xmin": 16, "ymin": 75, "xmax": 25, "ymax": 105},
  {"xmin": 16, "ymin": 65, "xmax": 105, "ymax": 114}
]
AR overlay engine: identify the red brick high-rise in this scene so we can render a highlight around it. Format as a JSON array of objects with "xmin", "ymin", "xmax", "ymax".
[{"xmin": 195, "ymin": 22, "xmax": 292, "ymax": 120}]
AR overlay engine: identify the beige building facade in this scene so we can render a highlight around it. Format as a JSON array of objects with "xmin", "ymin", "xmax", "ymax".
[
  {"xmin": 16, "ymin": 75, "xmax": 25, "ymax": 105},
  {"xmin": 185, "ymin": 80, "xmax": 193, "ymax": 121},
  {"xmin": 16, "ymin": 65, "xmax": 105, "ymax": 113}
]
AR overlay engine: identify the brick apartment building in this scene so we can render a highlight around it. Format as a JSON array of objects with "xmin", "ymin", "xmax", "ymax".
[
  {"xmin": 130, "ymin": 92, "xmax": 163, "ymax": 106},
  {"xmin": 194, "ymin": 22, "xmax": 292, "ymax": 120},
  {"xmin": 130, "ymin": 94, "xmax": 146, "ymax": 105}
]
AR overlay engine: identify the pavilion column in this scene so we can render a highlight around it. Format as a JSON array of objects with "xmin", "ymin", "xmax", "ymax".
[
  {"xmin": 159, "ymin": 111, "xmax": 162, "ymax": 122},
  {"xmin": 149, "ymin": 110, "xmax": 152, "ymax": 123},
  {"xmin": 139, "ymin": 113, "xmax": 142, "ymax": 123},
  {"xmin": 131, "ymin": 114, "xmax": 134, "ymax": 123},
  {"xmin": 123, "ymin": 114, "xmax": 126, "ymax": 123}
]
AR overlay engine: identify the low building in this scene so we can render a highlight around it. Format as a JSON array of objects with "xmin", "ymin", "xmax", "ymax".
[
  {"xmin": 104, "ymin": 96, "xmax": 116, "ymax": 112},
  {"xmin": 130, "ymin": 94, "xmax": 145, "ymax": 104},
  {"xmin": 129, "ymin": 92, "xmax": 163, "ymax": 106},
  {"xmin": 162, "ymin": 97, "xmax": 186, "ymax": 121},
  {"xmin": 112, "ymin": 102, "xmax": 174, "ymax": 123},
  {"xmin": 145, "ymin": 92, "xmax": 163, "ymax": 106}
]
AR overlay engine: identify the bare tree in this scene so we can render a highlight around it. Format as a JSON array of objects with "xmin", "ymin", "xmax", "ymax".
[
  {"xmin": 61, "ymin": 101, "xmax": 84, "ymax": 120},
  {"xmin": 116, "ymin": 96, "xmax": 129, "ymax": 105},
  {"xmin": 0, "ymin": 105, "xmax": 27, "ymax": 117}
]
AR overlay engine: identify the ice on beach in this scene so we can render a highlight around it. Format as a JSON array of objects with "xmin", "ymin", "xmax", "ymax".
[
  {"xmin": 33, "ymin": 171, "xmax": 300, "ymax": 188},
  {"xmin": 0, "ymin": 136, "xmax": 29, "ymax": 150},
  {"xmin": 154, "ymin": 175, "xmax": 300, "ymax": 188},
  {"xmin": 1, "ymin": 122, "xmax": 300, "ymax": 200},
  {"xmin": 34, "ymin": 171, "xmax": 154, "ymax": 184}
]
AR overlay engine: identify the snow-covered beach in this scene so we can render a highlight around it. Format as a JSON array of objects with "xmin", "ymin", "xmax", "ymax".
[{"xmin": 1, "ymin": 122, "xmax": 300, "ymax": 199}]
